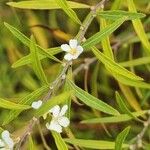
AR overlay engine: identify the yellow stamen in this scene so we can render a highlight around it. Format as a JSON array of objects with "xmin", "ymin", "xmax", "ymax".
[{"xmin": 69, "ymin": 48, "xmax": 77, "ymax": 55}]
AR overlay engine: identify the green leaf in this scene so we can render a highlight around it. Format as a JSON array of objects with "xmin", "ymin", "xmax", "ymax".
[
  {"xmin": 35, "ymin": 91, "xmax": 72, "ymax": 117},
  {"xmin": 12, "ymin": 47, "xmax": 61, "ymax": 68},
  {"xmin": 98, "ymin": 10, "xmax": 145, "ymax": 20},
  {"xmin": 119, "ymin": 57, "xmax": 150, "ymax": 67},
  {"xmin": 4, "ymin": 22, "xmax": 61, "ymax": 63},
  {"xmin": 115, "ymin": 92, "xmax": 134, "ymax": 115},
  {"xmin": 91, "ymin": 62, "xmax": 99, "ymax": 97},
  {"xmin": 82, "ymin": 17, "xmax": 126, "ymax": 49},
  {"xmin": 30, "ymin": 35, "xmax": 48, "ymax": 84},
  {"xmin": 3, "ymin": 85, "xmax": 49, "ymax": 125},
  {"xmin": 55, "ymin": 0, "xmax": 81, "ymax": 24},
  {"xmin": 64, "ymin": 138, "xmax": 129, "ymax": 149},
  {"xmin": 115, "ymin": 127, "xmax": 130, "ymax": 150},
  {"xmin": 100, "ymin": 17, "xmax": 114, "ymax": 59},
  {"xmin": 112, "ymin": 71, "xmax": 150, "ymax": 89},
  {"xmin": 81, "ymin": 110, "xmax": 147, "ymax": 124},
  {"xmin": 52, "ymin": 131, "xmax": 68, "ymax": 150},
  {"xmin": 127, "ymin": 0, "xmax": 150, "ymax": 53},
  {"xmin": 92, "ymin": 47, "xmax": 143, "ymax": 81},
  {"xmin": 28, "ymin": 135, "xmax": 36, "ymax": 150},
  {"xmin": 7, "ymin": 0, "xmax": 90, "ymax": 9},
  {"xmin": 67, "ymin": 79, "xmax": 120, "ymax": 116},
  {"xmin": 115, "ymin": 92, "xmax": 141, "ymax": 122},
  {"xmin": 0, "ymin": 98, "xmax": 31, "ymax": 110}
]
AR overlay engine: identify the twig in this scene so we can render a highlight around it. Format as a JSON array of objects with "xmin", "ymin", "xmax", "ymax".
[
  {"xmin": 15, "ymin": 0, "xmax": 109, "ymax": 149},
  {"xmin": 73, "ymin": 58, "xmax": 97, "ymax": 76},
  {"xmin": 38, "ymin": 123, "xmax": 51, "ymax": 150},
  {"xmin": 76, "ymin": 0, "xmax": 109, "ymax": 42},
  {"xmin": 129, "ymin": 111, "xmax": 150, "ymax": 150}
]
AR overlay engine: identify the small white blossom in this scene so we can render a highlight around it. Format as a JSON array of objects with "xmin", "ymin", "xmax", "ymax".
[
  {"xmin": 46, "ymin": 105, "xmax": 70, "ymax": 133},
  {"xmin": 61, "ymin": 39, "xmax": 83, "ymax": 61},
  {"xmin": 0, "ymin": 130, "xmax": 14, "ymax": 150},
  {"xmin": 31, "ymin": 100, "xmax": 42, "ymax": 109}
]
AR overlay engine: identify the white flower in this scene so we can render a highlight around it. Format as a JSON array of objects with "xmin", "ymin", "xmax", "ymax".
[
  {"xmin": 61, "ymin": 39, "xmax": 83, "ymax": 61},
  {"xmin": 46, "ymin": 105, "xmax": 70, "ymax": 133},
  {"xmin": 31, "ymin": 100, "xmax": 42, "ymax": 109},
  {"xmin": 0, "ymin": 130, "xmax": 14, "ymax": 150}
]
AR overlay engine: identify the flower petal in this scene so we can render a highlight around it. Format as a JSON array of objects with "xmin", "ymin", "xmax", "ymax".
[
  {"xmin": 64, "ymin": 53, "xmax": 73, "ymax": 61},
  {"xmin": 69, "ymin": 39, "xmax": 78, "ymax": 49},
  {"xmin": 1, "ymin": 130, "xmax": 10, "ymax": 140},
  {"xmin": 72, "ymin": 51, "xmax": 81, "ymax": 59},
  {"xmin": 76, "ymin": 46, "xmax": 83, "ymax": 53},
  {"xmin": 0, "ymin": 139, "xmax": 5, "ymax": 147},
  {"xmin": 59, "ymin": 105, "xmax": 68, "ymax": 116},
  {"xmin": 31, "ymin": 100, "xmax": 42, "ymax": 109},
  {"xmin": 61, "ymin": 44, "xmax": 70, "ymax": 52},
  {"xmin": 49, "ymin": 105, "xmax": 60, "ymax": 117},
  {"xmin": 46, "ymin": 121, "xmax": 62, "ymax": 133},
  {"xmin": 6, "ymin": 138, "xmax": 14, "ymax": 149},
  {"xmin": 1, "ymin": 130, "xmax": 14, "ymax": 149},
  {"xmin": 58, "ymin": 116, "xmax": 70, "ymax": 127}
]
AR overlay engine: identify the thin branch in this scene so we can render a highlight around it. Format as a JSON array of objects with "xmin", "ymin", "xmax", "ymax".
[
  {"xmin": 38, "ymin": 124, "xmax": 51, "ymax": 150},
  {"xmin": 129, "ymin": 111, "xmax": 150, "ymax": 150}
]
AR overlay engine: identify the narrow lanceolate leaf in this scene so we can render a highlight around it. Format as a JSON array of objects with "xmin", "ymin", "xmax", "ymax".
[
  {"xmin": 35, "ymin": 91, "xmax": 72, "ymax": 117},
  {"xmin": 115, "ymin": 127, "xmax": 130, "ymax": 150},
  {"xmin": 4, "ymin": 22, "xmax": 61, "ymax": 63},
  {"xmin": 28, "ymin": 135, "xmax": 36, "ymax": 150},
  {"xmin": 82, "ymin": 17, "xmax": 126, "ymax": 49},
  {"xmin": 100, "ymin": 17, "xmax": 114, "ymax": 60},
  {"xmin": 92, "ymin": 47, "xmax": 143, "ymax": 81},
  {"xmin": 7, "ymin": 0, "xmax": 90, "ymax": 9},
  {"xmin": 3, "ymin": 85, "xmax": 49, "ymax": 125},
  {"xmin": 55, "ymin": 0, "xmax": 81, "ymax": 24},
  {"xmin": 98, "ymin": 10, "xmax": 145, "ymax": 20},
  {"xmin": 127, "ymin": 0, "xmax": 150, "ymax": 53},
  {"xmin": 64, "ymin": 138, "xmax": 129, "ymax": 149},
  {"xmin": 52, "ymin": 131, "xmax": 68, "ymax": 150},
  {"xmin": 0, "ymin": 98, "xmax": 31, "ymax": 110},
  {"xmin": 67, "ymin": 79, "xmax": 119, "ymax": 116},
  {"xmin": 119, "ymin": 57, "xmax": 150, "ymax": 67},
  {"xmin": 12, "ymin": 47, "xmax": 61, "ymax": 68},
  {"xmin": 81, "ymin": 110, "xmax": 147, "ymax": 124},
  {"xmin": 30, "ymin": 36, "xmax": 48, "ymax": 84},
  {"xmin": 115, "ymin": 92, "xmax": 139, "ymax": 120},
  {"xmin": 112, "ymin": 71, "xmax": 150, "ymax": 89}
]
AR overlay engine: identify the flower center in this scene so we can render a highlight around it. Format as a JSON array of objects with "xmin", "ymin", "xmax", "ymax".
[{"xmin": 69, "ymin": 48, "xmax": 77, "ymax": 55}]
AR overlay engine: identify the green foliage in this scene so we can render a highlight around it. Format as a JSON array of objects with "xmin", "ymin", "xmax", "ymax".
[
  {"xmin": 0, "ymin": 98, "xmax": 31, "ymax": 110},
  {"xmin": 127, "ymin": 0, "xmax": 150, "ymax": 53},
  {"xmin": 52, "ymin": 131, "xmax": 68, "ymax": 150},
  {"xmin": 4, "ymin": 22, "xmax": 61, "ymax": 63},
  {"xmin": 83, "ymin": 17, "xmax": 126, "ymax": 49},
  {"xmin": 81, "ymin": 110, "xmax": 148, "ymax": 124},
  {"xmin": 64, "ymin": 138, "xmax": 129, "ymax": 149},
  {"xmin": 3, "ymin": 85, "xmax": 49, "ymax": 125},
  {"xmin": 55, "ymin": 0, "xmax": 81, "ymax": 24},
  {"xmin": 115, "ymin": 126, "xmax": 130, "ymax": 150},
  {"xmin": 7, "ymin": 0, "xmax": 90, "ymax": 9},
  {"xmin": 67, "ymin": 79, "xmax": 119, "ymax": 115},
  {"xmin": 30, "ymin": 35, "xmax": 48, "ymax": 84},
  {"xmin": 35, "ymin": 91, "xmax": 72, "ymax": 117},
  {"xmin": 98, "ymin": 10, "xmax": 145, "ymax": 20},
  {"xmin": 92, "ymin": 47, "xmax": 143, "ymax": 81},
  {"xmin": 0, "ymin": 0, "xmax": 150, "ymax": 149}
]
